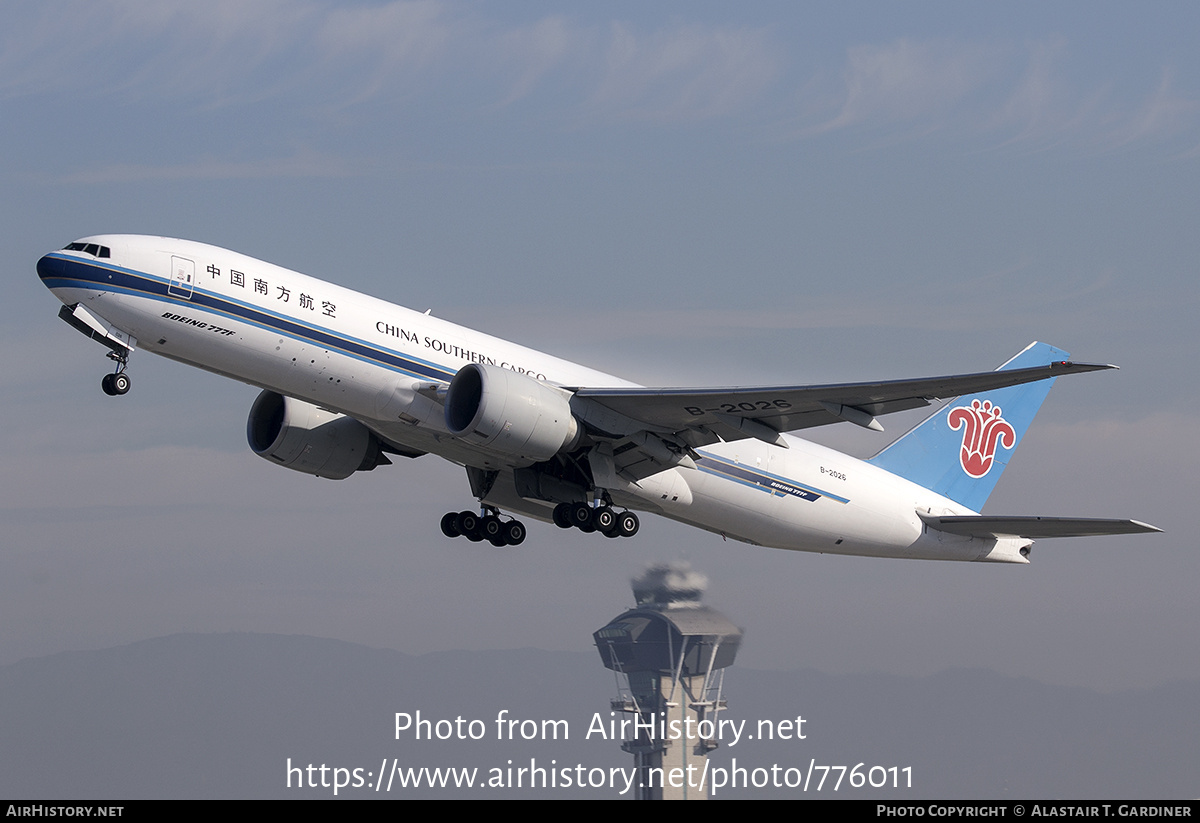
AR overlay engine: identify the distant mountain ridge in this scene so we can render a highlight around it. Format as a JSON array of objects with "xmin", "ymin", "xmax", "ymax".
[{"xmin": 2, "ymin": 633, "xmax": 1195, "ymax": 798}]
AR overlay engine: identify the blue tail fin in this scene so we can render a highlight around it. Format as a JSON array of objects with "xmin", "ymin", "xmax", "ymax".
[{"xmin": 866, "ymin": 342, "xmax": 1067, "ymax": 511}]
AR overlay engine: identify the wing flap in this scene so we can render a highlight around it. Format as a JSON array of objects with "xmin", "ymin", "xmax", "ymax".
[{"xmin": 919, "ymin": 513, "xmax": 1163, "ymax": 539}]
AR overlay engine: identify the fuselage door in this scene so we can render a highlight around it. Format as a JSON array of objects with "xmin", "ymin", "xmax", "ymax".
[{"xmin": 168, "ymin": 256, "xmax": 195, "ymax": 299}]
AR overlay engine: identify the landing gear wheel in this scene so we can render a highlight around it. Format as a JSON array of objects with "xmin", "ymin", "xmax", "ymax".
[
  {"xmin": 552, "ymin": 503, "xmax": 573, "ymax": 529},
  {"xmin": 616, "ymin": 511, "xmax": 640, "ymax": 538},
  {"xmin": 440, "ymin": 512, "xmax": 461, "ymax": 538},
  {"xmin": 569, "ymin": 502, "xmax": 595, "ymax": 532},
  {"xmin": 101, "ymin": 372, "xmax": 130, "ymax": 395},
  {"xmin": 593, "ymin": 506, "xmax": 616, "ymax": 533},
  {"xmin": 503, "ymin": 520, "xmax": 526, "ymax": 546},
  {"xmin": 480, "ymin": 515, "xmax": 504, "ymax": 543},
  {"xmin": 456, "ymin": 510, "xmax": 482, "ymax": 541}
]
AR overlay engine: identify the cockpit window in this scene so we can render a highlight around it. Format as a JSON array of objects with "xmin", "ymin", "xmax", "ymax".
[{"xmin": 63, "ymin": 242, "xmax": 111, "ymax": 258}]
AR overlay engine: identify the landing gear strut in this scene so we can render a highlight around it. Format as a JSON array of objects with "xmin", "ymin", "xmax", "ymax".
[{"xmin": 440, "ymin": 507, "xmax": 526, "ymax": 547}]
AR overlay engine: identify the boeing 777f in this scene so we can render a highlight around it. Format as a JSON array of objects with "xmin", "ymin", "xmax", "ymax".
[{"xmin": 38, "ymin": 235, "xmax": 1159, "ymax": 561}]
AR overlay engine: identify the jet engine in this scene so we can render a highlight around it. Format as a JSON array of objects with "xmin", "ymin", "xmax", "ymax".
[
  {"xmin": 444, "ymin": 363, "xmax": 581, "ymax": 464},
  {"xmin": 247, "ymin": 390, "xmax": 389, "ymax": 479}
]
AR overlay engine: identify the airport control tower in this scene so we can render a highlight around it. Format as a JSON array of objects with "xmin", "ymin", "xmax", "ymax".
[{"xmin": 593, "ymin": 563, "xmax": 742, "ymax": 800}]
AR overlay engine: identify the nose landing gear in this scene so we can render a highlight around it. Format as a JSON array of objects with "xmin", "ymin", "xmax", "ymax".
[{"xmin": 100, "ymin": 350, "xmax": 131, "ymax": 396}]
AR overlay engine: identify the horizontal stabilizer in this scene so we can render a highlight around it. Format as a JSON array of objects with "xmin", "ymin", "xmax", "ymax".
[{"xmin": 919, "ymin": 512, "xmax": 1162, "ymax": 539}]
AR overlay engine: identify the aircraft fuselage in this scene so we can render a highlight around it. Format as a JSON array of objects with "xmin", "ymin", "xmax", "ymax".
[{"xmin": 37, "ymin": 234, "xmax": 1064, "ymax": 562}]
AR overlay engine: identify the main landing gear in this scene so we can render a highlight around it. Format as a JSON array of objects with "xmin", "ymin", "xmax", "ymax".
[
  {"xmin": 100, "ymin": 350, "xmax": 131, "ymax": 396},
  {"xmin": 552, "ymin": 502, "xmax": 639, "ymax": 539},
  {"xmin": 438, "ymin": 501, "xmax": 641, "ymax": 545},
  {"xmin": 440, "ymin": 508, "xmax": 527, "ymax": 547}
]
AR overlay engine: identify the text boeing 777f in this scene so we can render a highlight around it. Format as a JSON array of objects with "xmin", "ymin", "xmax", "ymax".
[{"xmin": 38, "ymin": 235, "xmax": 1159, "ymax": 561}]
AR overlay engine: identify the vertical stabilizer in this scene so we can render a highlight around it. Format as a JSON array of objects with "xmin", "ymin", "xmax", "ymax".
[{"xmin": 866, "ymin": 342, "xmax": 1067, "ymax": 511}]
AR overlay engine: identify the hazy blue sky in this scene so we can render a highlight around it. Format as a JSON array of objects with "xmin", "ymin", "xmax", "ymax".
[{"xmin": 3, "ymin": 1, "xmax": 1198, "ymax": 698}]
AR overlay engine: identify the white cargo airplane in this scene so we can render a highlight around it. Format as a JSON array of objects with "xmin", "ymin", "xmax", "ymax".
[{"xmin": 39, "ymin": 235, "xmax": 1159, "ymax": 561}]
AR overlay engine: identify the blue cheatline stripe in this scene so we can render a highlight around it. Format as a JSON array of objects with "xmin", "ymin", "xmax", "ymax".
[
  {"xmin": 694, "ymin": 452, "xmax": 849, "ymax": 504},
  {"xmin": 40, "ymin": 254, "xmax": 456, "ymax": 383},
  {"xmin": 42, "ymin": 255, "xmax": 849, "ymax": 507}
]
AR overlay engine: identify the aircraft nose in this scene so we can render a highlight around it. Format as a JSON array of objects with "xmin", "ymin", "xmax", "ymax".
[{"xmin": 37, "ymin": 253, "xmax": 66, "ymax": 283}]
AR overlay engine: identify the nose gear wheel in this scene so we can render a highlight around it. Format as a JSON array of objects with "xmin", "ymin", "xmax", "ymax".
[{"xmin": 100, "ymin": 350, "xmax": 132, "ymax": 396}]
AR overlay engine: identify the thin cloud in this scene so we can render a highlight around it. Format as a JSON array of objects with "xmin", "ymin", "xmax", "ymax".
[
  {"xmin": 983, "ymin": 38, "xmax": 1086, "ymax": 149},
  {"xmin": 794, "ymin": 37, "xmax": 1200, "ymax": 155},
  {"xmin": 313, "ymin": 0, "xmax": 454, "ymax": 105},
  {"xmin": 7, "ymin": 5, "xmax": 1197, "ymax": 167},
  {"xmin": 0, "ymin": 0, "xmax": 318, "ymax": 101},
  {"xmin": 588, "ymin": 22, "xmax": 782, "ymax": 123},
  {"xmin": 489, "ymin": 15, "xmax": 576, "ymax": 107},
  {"xmin": 808, "ymin": 38, "xmax": 1002, "ymax": 136},
  {"xmin": 2, "ymin": 2, "xmax": 782, "ymax": 127},
  {"xmin": 1105, "ymin": 68, "xmax": 1200, "ymax": 150},
  {"xmin": 55, "ymin": 149, "xmax": 355, "ymax": 184}
]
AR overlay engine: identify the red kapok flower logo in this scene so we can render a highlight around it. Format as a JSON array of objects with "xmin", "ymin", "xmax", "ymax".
[{"xmin": 947, "ymin": 399, "xmax": 1016, "ymax": 479}]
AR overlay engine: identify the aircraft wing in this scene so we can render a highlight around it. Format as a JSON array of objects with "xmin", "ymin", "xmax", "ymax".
[
  {"xmin": 571, "ymin": 359, "xmax": 1114, "ymax": 444},
  {"xmin": 918, "ymin": 513, "xmax": 1163, "ymax": 539}
]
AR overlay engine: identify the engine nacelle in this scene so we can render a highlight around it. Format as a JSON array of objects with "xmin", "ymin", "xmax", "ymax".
[
  {"xmin": 444, "ymin": 364, "xmax": 580, "ymax": 463},
  {"xmin": 247, "ymin": 390, "xmax": 388, "ymax": 479}
]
